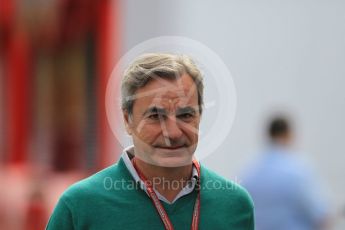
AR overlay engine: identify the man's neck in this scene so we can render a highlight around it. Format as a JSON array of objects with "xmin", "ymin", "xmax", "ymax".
[{"xmin": 133, "ymin": 157, "xmax": 193, "ymax": 202}]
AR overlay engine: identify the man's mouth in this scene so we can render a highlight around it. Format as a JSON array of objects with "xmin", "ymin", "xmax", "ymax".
[{"xmin": 155, "ymin": 145, "xmax": 185, "ymax": 150}]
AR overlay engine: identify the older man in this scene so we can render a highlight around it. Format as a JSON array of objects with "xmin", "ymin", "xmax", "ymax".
[{"xmin": 46, "ymin": 53, "xmax": 254, "ymax": 230}]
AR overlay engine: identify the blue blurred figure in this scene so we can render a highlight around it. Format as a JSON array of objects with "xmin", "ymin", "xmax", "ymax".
[{"xmin": 242, "ymin": 115, "xmax": 331, "ymax": 230}]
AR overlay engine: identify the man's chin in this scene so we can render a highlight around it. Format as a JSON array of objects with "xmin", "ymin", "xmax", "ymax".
[
  {"xmin": 151, "ymin": 149, "xmax": 194, "ymax": 167},
  {"xmin": 154, "ymin": 146, "xmax": 188, "ymax": 154},
  {"xmin": 153, "ymin": 157, "xmax": 193, "ymax": 167}
]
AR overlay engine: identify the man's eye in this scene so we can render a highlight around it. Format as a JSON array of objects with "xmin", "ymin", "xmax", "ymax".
[
  {"xmin": 148, "ymin": 114, "xmax": 160, "ymax": 120},
  {"xmin": 177, "ymin": 113, "xmax": 194, "ymax": 121}
]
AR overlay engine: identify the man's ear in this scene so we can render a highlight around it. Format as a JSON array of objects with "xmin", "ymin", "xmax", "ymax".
[{"xmin": 123, "ymin": 110, "xmax": 132, "ymax": 135}]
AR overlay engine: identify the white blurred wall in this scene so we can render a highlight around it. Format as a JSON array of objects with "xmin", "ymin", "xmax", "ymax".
[{"xmin": 120, "ymin": 0, "xmax": 345, "ymax": 228}]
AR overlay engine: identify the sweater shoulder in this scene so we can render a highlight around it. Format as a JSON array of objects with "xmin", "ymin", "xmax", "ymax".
[
  {"xmin": 200, "ymin": 166, "xmax": 254, "ymax": 229},
  {"xmin": 60, "ymin": 160, "xmax": 130, "ymax": 202},
  {"xmin": 200, "ymin": 165, "xmax": 254, "ymax": 209}
]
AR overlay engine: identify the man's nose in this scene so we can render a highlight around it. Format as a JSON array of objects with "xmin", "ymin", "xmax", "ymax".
[{"xmin": 162, "ymin": 116, "xmax": 183, "ymax": 140}]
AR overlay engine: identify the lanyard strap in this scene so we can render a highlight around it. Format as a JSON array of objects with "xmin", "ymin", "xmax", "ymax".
[{"xmin": 132, "ymin": 159, "xmax": 201, "ymax": 230}]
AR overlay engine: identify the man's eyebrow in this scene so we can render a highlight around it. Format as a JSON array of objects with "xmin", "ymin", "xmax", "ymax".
[
  {"xmin": 176, "ymin": 106, "xmax": 197, "ymax": 115},
  {"xmin": 143, "ymin": 106, "xmax": 167, "ymax": 116}
]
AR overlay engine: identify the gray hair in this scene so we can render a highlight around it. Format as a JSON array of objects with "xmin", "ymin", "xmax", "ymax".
[{"xmin": 121, "ymin": 53, "xmax": 204, "ymax": 115}]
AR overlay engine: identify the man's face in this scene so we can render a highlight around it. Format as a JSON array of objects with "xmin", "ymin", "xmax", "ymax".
[{"xmin": 123, "ymin": 73, "xmax": 201, "ymax": 167}]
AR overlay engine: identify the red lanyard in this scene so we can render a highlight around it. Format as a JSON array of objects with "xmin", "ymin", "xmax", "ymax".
[{"xmin": 132, "ymin": 159, "xmax": 201, "ymax": 230}]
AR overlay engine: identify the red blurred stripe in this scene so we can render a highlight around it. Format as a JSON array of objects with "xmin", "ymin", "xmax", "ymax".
[
  {"xmin": 7, "ymin": 30, "xmax": 32, "ymax": 164},
  {"xmin": 96, "ymin": 0, "xmax": 120, "ymax": 169}
]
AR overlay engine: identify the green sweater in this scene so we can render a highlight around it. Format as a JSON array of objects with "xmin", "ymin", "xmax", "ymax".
[{"xmin": 47, "ymin": 158, "xmax": 254, "ymax": 229}]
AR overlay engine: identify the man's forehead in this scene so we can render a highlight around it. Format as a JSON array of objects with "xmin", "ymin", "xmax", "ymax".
[
  {"xmin": 150, "ymin": 88, "xmax": 197, "ymax": 106},
  {"xmin": 144, "ymin": 82, "xmax": 192, "ymax": 96},
  {"xmin": 139, "ymin": 73, "xmax": 195, "ymax": 91},
  {"xmin": 154, "ymin": 89, "xmax": 191, "ymax": 100},
  {"xmin": 136, "ymin": 80, "xmax": 197, "ymax": 101}
]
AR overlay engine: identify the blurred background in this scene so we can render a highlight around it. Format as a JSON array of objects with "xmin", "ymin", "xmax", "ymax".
[{"xmin": 1, "ymin": 0, "xmax": 344, "ymax": 229}]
